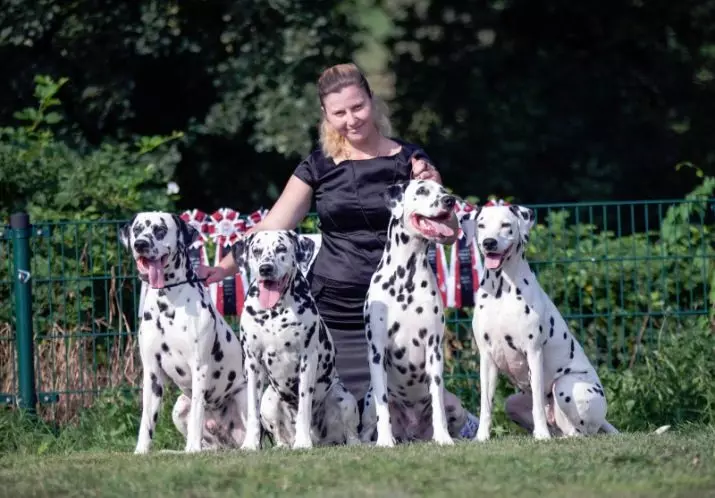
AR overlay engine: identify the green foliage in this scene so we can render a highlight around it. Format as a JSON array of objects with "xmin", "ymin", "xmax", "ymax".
[
  {"xmin": 0, "ymin": 0, "xmax": 360, "ymax": 211},
  {"xmin": 0, "ymin": 75, "xmax": 183, "ymax": 331},
  {"xmin": 0, "ymin": 387, "xmax": 183, "ymax": 455},
  {"xmin": 385, "ymin": 0, "xmax": 715, "ymax": 204},
  {"xmin": 0, "ymin": 75, "xmax": 182, "ymax": 221},
  {"xmin": 599, "ymin": 317, "xmax": 715, "ymax": 431}
]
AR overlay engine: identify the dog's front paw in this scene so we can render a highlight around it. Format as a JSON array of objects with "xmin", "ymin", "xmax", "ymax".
[
  {"xmin": 184, "ymin": 442, "xmax": 203, "ymax": 453},
  {"xmin": 241, "ymin": 435, "xmax": 262, "ymax": 451},
  {"xmin": 292, "ymin": 436, "xmax": 313, "ymax": 450},
  {"xmin": 433, "ymin": 431, "xmax": 454, "ymax": 446},
  {"xmin": 133, "ymin": 445, "xmax": 150, "ymax": 455},
  {"xmin": 375, "ymin": 435, "xmax": 396, "ymax": 448},
  {"xmin": 533, "ymin": 429, "xmax": 551, "ymax": 441},
  {"xmin": 475, "ymin": 428, "xmax": 490, "ymax": 442}
]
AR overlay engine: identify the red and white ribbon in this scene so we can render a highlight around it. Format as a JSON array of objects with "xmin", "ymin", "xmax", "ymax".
[
  {"xmin": 246, "ymin": 208, "xmax": 269, "ymax": 229},
  {"xmin": 207, "ymin": 208, "xmax": 249, "ymax": 316},
  {"xmin": 427, "ymin": 243, "xmax": 450, "ymax": 308},
  {"xmin": 449, "ymin": 200, "xmax": 482, "ymax": 308}
]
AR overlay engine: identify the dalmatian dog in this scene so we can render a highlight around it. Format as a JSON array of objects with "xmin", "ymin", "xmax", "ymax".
[
  {"xmin": 232, "ymin": 230, "xmax": 360, "ymax": 450},
  {"xmin": 360, "ymin": 179, "xmax": 462, "ymax": 447},
  {"xmin": 459, "ymin": 203, "xmax": 618, "ymax": 440},
  {"xmin": 120, "ymin": 212, "xmax": 248, "ymax": 454}
]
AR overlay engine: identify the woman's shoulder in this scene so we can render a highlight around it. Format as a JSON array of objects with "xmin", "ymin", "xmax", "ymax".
[
  {"xmin": 389, "ymin": 137, "xmax": 430, "ymax": 162},
  {"xmin": 293, "ymin": 147, "xmax": 333, "ymax": 187}
]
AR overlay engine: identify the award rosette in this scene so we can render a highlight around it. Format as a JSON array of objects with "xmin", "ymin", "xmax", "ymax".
[
  {"xmin": 247, "ymin": 208, "xmax": 269, "ymax": 229},
  {"xmin": 207, "ymin": 208, "xmax": 249, "ymax": 316}
]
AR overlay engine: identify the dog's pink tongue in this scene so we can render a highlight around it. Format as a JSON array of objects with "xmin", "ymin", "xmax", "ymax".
[
  {"xmin": 422, "ymin": 219, "xmax": 455, "ymax": 237},
  {"xmin": 485, "ymin": 254, "xmax": 502, "ymax": 270},
  {"xmin": 258, "ymin": 281, "xmax": 282, "ymax": 308},
  {"xmin": 147, "ymin": 260, "xmax": 165, "ymax": 288}
]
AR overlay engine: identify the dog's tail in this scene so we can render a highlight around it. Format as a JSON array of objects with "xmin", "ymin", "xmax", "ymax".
[
  {"xmin": 600, "ymin": 421, "xmax": 671, "ymax": 436},
  {"xmin": 600, "ymin": 421, "xmax": 620, "ymax": 434}
]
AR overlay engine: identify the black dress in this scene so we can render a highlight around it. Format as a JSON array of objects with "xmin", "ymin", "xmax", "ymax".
[{"xmin": 292, "ymin": 139, "xmax": 431, "ymax": 399}]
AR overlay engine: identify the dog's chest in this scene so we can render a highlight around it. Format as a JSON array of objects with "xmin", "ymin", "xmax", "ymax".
[
  {"xmin": 242, "ymin": 301, "xmax": 328, "ymax": 381},
  {"xmin": 476, "ymin": 280, "xmax": 545, "ymax": 388},
  {"xmin": 143, "ymin": 290, "xmax": 243, "ymax": 402},
  {"xmin": 368, "ymin": 261, "xmax": 442, "ymax": 323}
]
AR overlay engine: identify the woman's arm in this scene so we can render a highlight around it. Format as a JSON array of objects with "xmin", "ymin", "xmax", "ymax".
[{"xmin": 206, "ymin": 175, "xmax": 313, "ymax": 280}]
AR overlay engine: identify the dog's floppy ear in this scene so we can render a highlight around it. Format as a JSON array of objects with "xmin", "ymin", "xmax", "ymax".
[
  {"xmin": 285, "ymin": 231, "xmax": 316, "ymax": 275},
  {"xmin": 172, "ymin": 214, "xmax": 200, "ymax": 248},
  {"xmin": 296, "ymin": 234, "xmax": 316, "ymax": 275},
  {"xmin": 119, "ymin": 215, "xmax": 136, "ymax": 251},
  {"xmin": 384, "ymin": 182, "xmax": 408, "ymax": 218},
  {"xmin": 509, "ymin": 205, "xmax": 535, "ymax": 243},
  {"xmin": 230, "ymin": 233, "xmax": 253, "ymax": 271}
]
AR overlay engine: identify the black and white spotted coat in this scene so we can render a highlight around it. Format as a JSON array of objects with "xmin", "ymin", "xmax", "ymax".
[
  {"xmin": 360, "ymin": 180, "xmax": 458, "ymax": 447},
  {"xmin": 460, "ymin": 204, "xmax": 613, "ymax": 440},
  {"xmin": 233, "ymin": 230, "xmax": 360, "ymax": 450},
  {"xmin": 120, "ymin": 212, "xmax": 248, "ymax": 454}
]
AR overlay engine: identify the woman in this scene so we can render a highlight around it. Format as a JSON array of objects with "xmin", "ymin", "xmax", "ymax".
[{"xmin": 200, "ymin": 62, "xmax": 479, "ymax": 439}]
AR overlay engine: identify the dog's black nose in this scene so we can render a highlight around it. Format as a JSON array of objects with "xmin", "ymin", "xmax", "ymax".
[
  {"xmin": 442, "ymin": 195, "xmax": 456, "ymax": 209},
  {"xmin": 259, "ymin": 264, "xmax": 273, "ymax": 277},
  {"xmin": 133, "ymin": 239, "xmax": 150, "ymax": 252},
  {"xmin": 483, "ymin": 238, "xmax": 498, "ymax": 251}
]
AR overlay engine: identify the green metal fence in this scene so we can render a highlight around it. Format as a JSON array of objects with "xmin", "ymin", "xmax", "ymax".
[{"xmin": 1, "ymin": 198, "xmax": 713, "ymax": 422}]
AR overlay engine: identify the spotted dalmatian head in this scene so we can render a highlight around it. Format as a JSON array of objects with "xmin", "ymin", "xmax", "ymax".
[
  {"xmin": 119, "ymin": 212, "xmax": 199, "ymax": 288},
  {"xmin": 384, "ymin": 179, "xmax": 458, "ymax": 243},
  {"xmin": 460, "ymin": 204, "xmax": 535, "ymax": 270},
  {"xmin": 231, "ymin": 230, "xmax": 316, "ymax": 309}
]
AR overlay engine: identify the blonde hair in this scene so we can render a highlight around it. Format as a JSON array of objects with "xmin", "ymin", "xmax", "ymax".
[{"xmin": 317, "ymin": 63, "xmax": 393, "ymax": 160}]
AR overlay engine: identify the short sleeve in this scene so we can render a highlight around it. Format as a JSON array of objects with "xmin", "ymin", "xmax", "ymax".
[
  {"xmin": 409, "ymin": 146, "xmax": 435, "ymax": 168},
  {"xmin": 292, "ymin": 151, "xmax": 320, "ymax": 189},
  {"xmin": 399, "ymin": 140, "xmax": 437, "ymax": 171}
]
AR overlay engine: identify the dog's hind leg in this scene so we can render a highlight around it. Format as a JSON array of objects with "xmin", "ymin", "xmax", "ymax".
[
  {"xmin": 552, "ymin": 373, "xmax": 607, "ymax": 437},
  {"xmin": 260, "ymin": 385, "xmax": 292, "ymax": 448},
  {"xmin": 333, "ymin": 383, "xmax": 361, "ymax": 445},
  {"xmin": 171, "ymin": 394, "xmax": 191, "ymax": 439},
  {"xmin": 359, "ymin": 387, "xmax": 377, "ymax": 443}
]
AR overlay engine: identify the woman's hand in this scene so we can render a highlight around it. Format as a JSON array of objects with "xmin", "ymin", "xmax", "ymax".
[
  {"xmin": 411, "ymin": 156, "xmax": 442, "ymax": 183},
  {"xmin": 196, "ymin": 264, "xmax": 229, "ymax": 285}
]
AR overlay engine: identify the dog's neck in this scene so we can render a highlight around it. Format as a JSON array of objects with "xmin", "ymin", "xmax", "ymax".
[
  {"xmin": 480, "ymin": 239, "xmax": 533, "ymax": 294},
  {"xmin": 381, "ymin": 217, "xmax": 432, "ymax": 270}
]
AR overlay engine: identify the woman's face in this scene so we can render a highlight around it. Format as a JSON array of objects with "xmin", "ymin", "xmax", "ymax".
[{"xmin": 321, "ymin": 84, "xmax": 376, "ymax": 145}]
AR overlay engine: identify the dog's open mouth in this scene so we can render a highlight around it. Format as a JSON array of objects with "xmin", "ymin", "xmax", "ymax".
[
  {"xmin": 410, "ymin": 211, "xmax": 456, "ymax": 240},
  {"xmin": 136, "ymin": 255, "xmax": 169, "ymax": 288},
  {"xmin": 257, "ymin": 275, "xmax": 289, "ymax": 309},
  {"xmin": 483, "ymin": 245, "xmax": 512, "ymax": 270}
]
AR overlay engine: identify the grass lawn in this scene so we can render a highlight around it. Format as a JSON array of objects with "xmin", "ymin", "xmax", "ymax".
[{"xmin": 1, "ymin": 426, "xmax": 714, "ymax": 498}]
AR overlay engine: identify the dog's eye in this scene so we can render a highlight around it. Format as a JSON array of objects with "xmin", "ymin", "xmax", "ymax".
[
  {"xmin": 415, "ymin": 186, "xmax": 429, "ymax": 196},
  {"xmin": 501, "ymin": 222, "xmax": 511, "ymax": 228},
  {"xmin": 252, "ymin": 247, "xmax": 262, "ymax": 257},
  {"xmin": 152, "ymin": 225, "xmax": 167, "ymax": 240},
  {"xmin": 477, "ymin": 224, "xmax": 485, "ymax": 229},
  {"xmin": 275, "ymin": 244, "xmax": 287, "ymax": 253}
]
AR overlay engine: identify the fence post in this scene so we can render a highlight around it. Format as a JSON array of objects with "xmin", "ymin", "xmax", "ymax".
[{"xmin": 10, "ymin": 211, "xmax": 37, "ymax": 416}]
